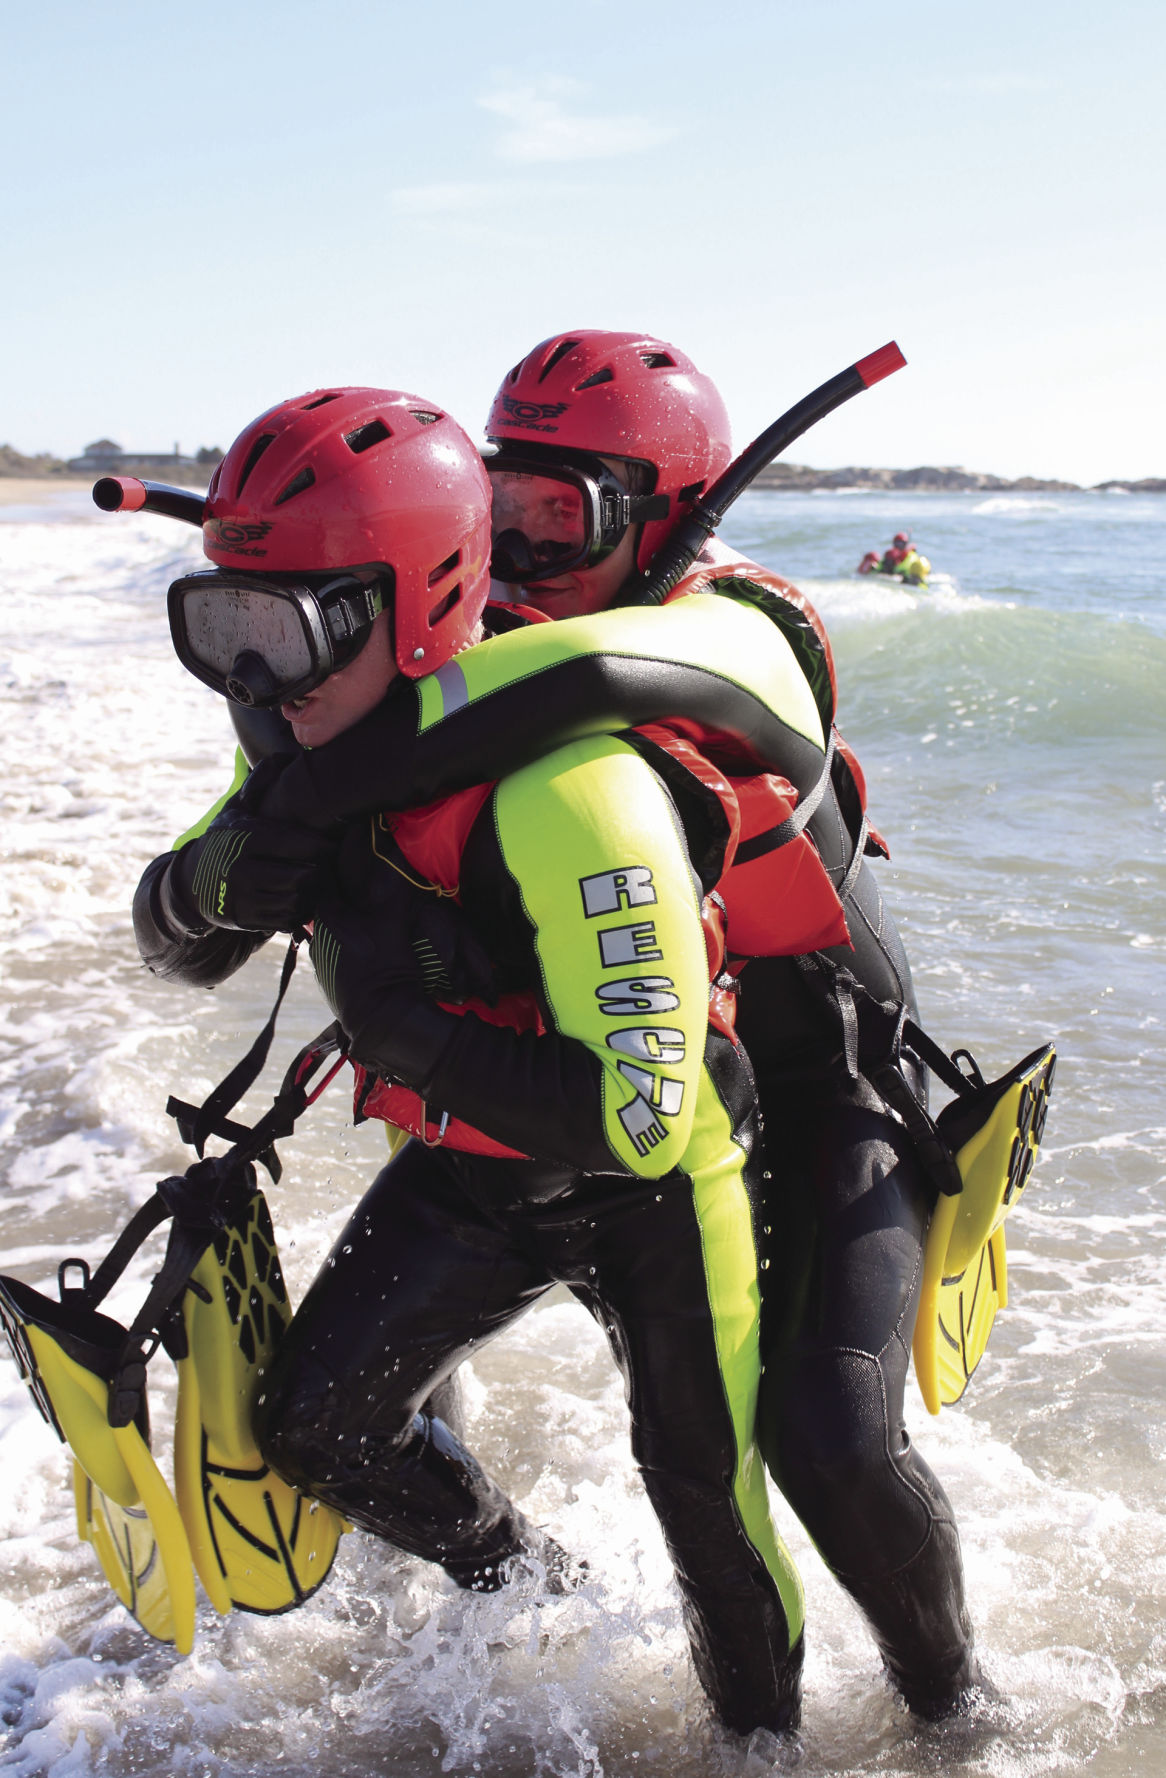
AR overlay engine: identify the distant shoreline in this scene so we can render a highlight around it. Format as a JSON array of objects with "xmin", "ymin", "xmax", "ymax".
[
  {"xmin": 1, "ymin": 465, "xmax": 1162, "ymax": 499},
  {"xmin": 749, "ymin": 463, "xmax": 1165, "ymax": 495}
]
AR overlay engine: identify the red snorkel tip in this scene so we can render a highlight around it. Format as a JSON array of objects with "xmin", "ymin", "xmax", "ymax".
[
  {"xmin": 854, "ymin": 341, "xmax": 907, "ymax": 387},
  {"xmin": 93, "ymin": 475, "xmax": 148, "ymax": 512}
]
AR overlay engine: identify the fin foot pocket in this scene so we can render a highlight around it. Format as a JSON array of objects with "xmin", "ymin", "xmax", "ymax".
[
  {"xmin": 175, "ymin": 1188, "xmax": 345, "ymax": 1615},
  {"xmin": 0, "ymin": 1275, "xmax": 196, "ymax": 1652},
  {"xmin": 913, "ymin": 1044, "xmax": 1056, "ymax": 1414}
]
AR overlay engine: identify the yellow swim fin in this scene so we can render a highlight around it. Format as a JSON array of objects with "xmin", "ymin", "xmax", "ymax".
[
  {"xmin": 173, "ymin": 1187, "xmax": 346, "ymax": 1615},
  {"xmin": 913, "ymin": 1042, "xmax": 1056, "ymax": 1414},
  {"xmin": 0, "ymin": 1275, "xmax": 196, "ymax": 1652}
]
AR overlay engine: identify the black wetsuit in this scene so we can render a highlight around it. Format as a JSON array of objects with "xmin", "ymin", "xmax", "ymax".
[
  {"xmin": 739, "ymin": 892, "xmax": 976, "ymax": 1713},
  {"xmin": 138, "ymin": 583, "xmax": 976, "ymax": 1714},
  {"xmin": 137, "ymin": 730, "xmax": 804, "ymax": 1735}
]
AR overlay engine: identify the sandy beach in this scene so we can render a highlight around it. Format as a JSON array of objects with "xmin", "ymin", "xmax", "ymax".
[{"xmin": 0, "ymin": 476, "xmax": 89, "ymax": 506}]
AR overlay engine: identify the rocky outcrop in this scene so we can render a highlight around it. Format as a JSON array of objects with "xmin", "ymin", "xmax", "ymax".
[{"xmin": 751, "ymin": 463, "xmax": 1085, "ymax": 493}]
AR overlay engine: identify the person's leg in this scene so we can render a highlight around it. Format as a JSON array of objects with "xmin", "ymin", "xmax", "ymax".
[
  {"xmin": 759, "ymin": 1074, "xmax": 978, "ymax": 1714},
  {"xmin": 543, "ymin": 1154, "xmax": 804, "ymax": 1736},
  {"xmin": 256, "ymin": 1142, "xmax": 551, "ymax": 1588}
]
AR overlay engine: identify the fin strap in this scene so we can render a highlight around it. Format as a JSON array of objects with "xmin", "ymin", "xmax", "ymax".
[
  {"xmin": 899, "ymin": 1019, "xmax": 985, "ymax": 1103},
  {"xmin": 73, "ymin": 1195, "xmax": 174, "ymax": 1311}
]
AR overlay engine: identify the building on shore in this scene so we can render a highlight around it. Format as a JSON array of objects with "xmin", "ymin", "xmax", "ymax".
[{"xmin": 65, "ymin": 439, "xmax": 221, "ymax": 476}]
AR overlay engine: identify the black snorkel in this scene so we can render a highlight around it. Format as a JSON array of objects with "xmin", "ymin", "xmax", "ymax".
[
  {"xmin": 92, "ymin": 476, "xmax": 206, "ymax": 526},
  {"xmin": 617, "ymin": 340, "xmax": 906, "ymax": 608}
]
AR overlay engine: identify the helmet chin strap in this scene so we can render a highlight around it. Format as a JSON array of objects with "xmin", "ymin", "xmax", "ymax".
[{"xmin": 617, "ymin": 524, "xmax": 651, "ymax": 602}]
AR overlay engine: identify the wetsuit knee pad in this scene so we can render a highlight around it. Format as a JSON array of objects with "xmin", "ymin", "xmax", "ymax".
[{"xmin": 763, "ymin": 1347, "xmax": 933, "ymax": 1576}]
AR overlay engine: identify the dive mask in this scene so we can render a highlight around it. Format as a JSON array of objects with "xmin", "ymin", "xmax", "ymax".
[
  {"xmin": 486, "ymin": 446, "xmax": 668, "ymax": 583},
  {"xmin": 167, "ymin": 568, "xmax": 388, "ymax": 707}
]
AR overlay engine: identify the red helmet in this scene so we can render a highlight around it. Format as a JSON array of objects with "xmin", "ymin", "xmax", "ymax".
[
  {"xmin": 485, "ymin": 331, "xmax": 732, "ymax": 574},
  {"xmin": 893, "ymin": 531, "xmax": 911, "ymax": 548},
  {"xmin": 202, "ymin": 388, "xmax": 491, "ymax": 679}
]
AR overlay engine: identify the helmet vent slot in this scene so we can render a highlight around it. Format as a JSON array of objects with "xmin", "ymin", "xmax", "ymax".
[
  {"xmin": 235, "ymin": 433, "xmax": 276, "ymax": 497},
  {"xmin": 427, "ymin": 585, "xmax": 462, "ymax": 627},
  {"xmin": 303, "ymin": 393, "xmax": 340, "ymax": 410},
  {"xmin": 538, "ymin": 339, "xmax": 581, "ymax": 382},
  {"xmin": 345, "ymin": 419, "xmax": 393, "ymax": 454},
  {"xmin": 427, "ymin": 549, "xmax": 460, "ymax": 588},
  {"xmin": 575, "ymin": 368, "xmax": 613, "ymax": 390},
  {"xmin": 409, "ymin": 410, "xmax": 441, "ymax": 426},
  {"xmin": 640, "ymin": 351, "xmax": 676, "ymax": 369},
  {"xmin": 273, "ymin": 466, "xmax": 316, "ymax": 506}
]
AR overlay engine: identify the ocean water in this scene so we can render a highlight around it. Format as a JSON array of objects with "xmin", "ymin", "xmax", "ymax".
[{"xmin": 0, "ymin": 485, "xmax": 1163, "ymax": 1778}]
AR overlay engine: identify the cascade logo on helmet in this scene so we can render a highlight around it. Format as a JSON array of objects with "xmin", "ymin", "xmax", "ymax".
[
  {"xmin": 498, "ymin": 397, "xmax": 570, "ymax": 425},
  {"xmin": 204, "ymin": 519, "xmax": 275, "ymax": 551}
]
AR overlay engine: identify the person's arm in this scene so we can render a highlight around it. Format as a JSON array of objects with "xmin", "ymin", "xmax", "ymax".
[
  {"xmin": 133, "ymin": 748, "xmax": 258, "ymax": 986},
  {"xmin": 315, "ymin": 736, "xmax": 715, "ymax": 1176},
  {"xmin": 133, "ymin": 850, "xmax": 270, "ymax": 986},
  {"xmin": 132, "ymin": 749, "xmax": 335, "ymax": 987},
  {"xmin": 251, "ymin": 592, "xmax": 829, "ymax": 826}
]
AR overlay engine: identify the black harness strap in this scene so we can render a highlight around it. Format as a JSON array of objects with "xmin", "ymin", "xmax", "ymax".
[
  {"xmin": 50, "ymin": 943, "xmax": 348, "ymax": 1428},
  {"xmin": 794, "ymin": 955, "xmax": 968, "ymax": 1201},
  {"xmin": 733, "ymin": 730, "xmax": 837, "ymax": 865},
  {"xmin": 171, "ymin": 936, "xmax": 303, "ymax": 1167}
]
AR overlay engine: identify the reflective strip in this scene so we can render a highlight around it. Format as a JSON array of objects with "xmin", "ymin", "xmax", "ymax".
[{"xmin": 433, "ymin": 658, "xmax": 469, "ymax": 719}]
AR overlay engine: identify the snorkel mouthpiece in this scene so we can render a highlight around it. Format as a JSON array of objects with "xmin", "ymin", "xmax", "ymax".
[
  {"xmin": 225, "ymin": 651, "xmax": 281, "ymax": 708},
  {"xmin": 490, "ymin": 528, "xmax": 539, "ymax": 582}
]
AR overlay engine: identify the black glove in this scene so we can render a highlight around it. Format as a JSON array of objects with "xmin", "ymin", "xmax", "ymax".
[{"xmin": 165, "ymin": 763, "xmax": 341, "ymax": 937}]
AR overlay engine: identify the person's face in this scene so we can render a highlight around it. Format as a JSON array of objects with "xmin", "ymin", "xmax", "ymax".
[
  {"xmin": 281, "ymin": 607, "xmax": 396, "ymax": 747},
  {"xmin": 499, "ymin": 455, "xmax": 641, "ymax": 619},
  {"xmin": 517, "ymin": 524, "xmax": 639, "ymax": 618}
]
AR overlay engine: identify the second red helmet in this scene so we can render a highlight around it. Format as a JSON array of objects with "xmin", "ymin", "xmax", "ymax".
[{"xmin": 485, "ymin": 331, "xmax": 732, "ymax": 573}]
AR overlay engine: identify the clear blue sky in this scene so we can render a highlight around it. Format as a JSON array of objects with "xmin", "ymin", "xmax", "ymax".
[{"xmin": 3, "ymin": 0, "xmax": 1161, "ymax": 483}]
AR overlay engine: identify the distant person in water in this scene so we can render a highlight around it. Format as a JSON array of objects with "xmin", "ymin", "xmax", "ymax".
[{"xmin": 858, "ymin": 532, "xmax": 931, "ymax": 587}]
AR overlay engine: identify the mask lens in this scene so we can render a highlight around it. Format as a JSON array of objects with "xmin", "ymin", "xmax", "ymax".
[
  {"xmin": 178, "ymin": 583, "xmax": 316, "ymax": 683},
  {"xmin": 489, "ymin": 468, "xmax": 592, "ymax": 575}
]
